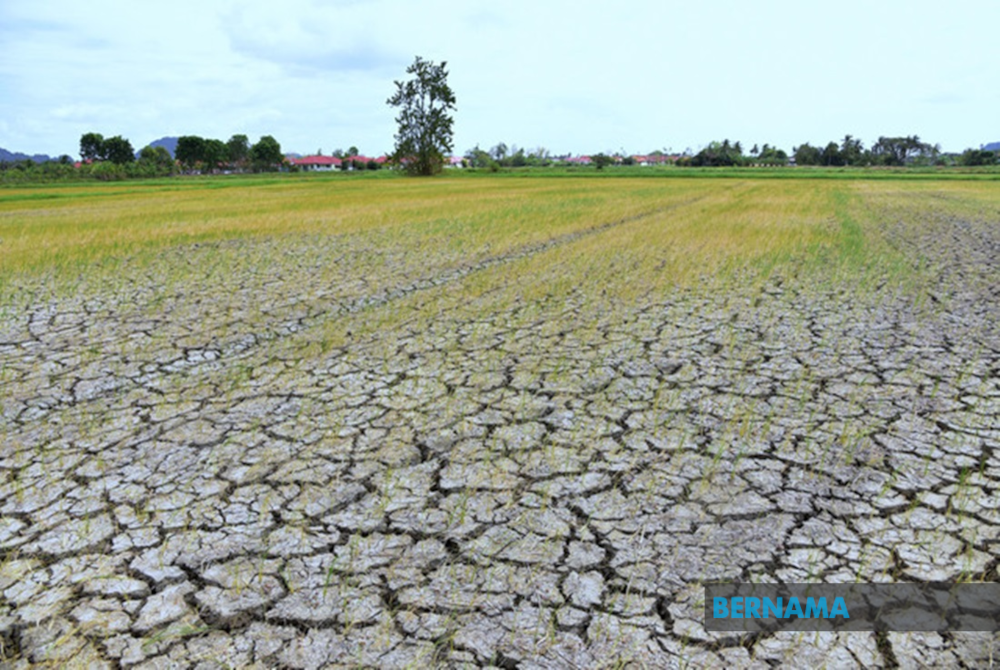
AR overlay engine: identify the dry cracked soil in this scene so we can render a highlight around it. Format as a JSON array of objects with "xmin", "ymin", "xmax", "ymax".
[{"xmin": 1, "ymin": 191, "xmax": 999, "ymax": 668}]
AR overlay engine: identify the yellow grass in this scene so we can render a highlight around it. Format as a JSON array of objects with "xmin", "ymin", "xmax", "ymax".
[{"xmin": 3, "ymin": 174, "xmax": 993, "ymax": 316}]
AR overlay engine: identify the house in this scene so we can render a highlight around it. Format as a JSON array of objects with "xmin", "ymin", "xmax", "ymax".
[
  {"xmin": 288, "ymin": 155, "xmax": 342, "ymax": 171},
  {"xmin": 632, "ymin": 154, "xmax": 674, "ymax": 166}
]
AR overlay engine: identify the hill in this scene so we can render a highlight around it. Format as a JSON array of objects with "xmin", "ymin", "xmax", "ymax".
[
  {"xmin": 0, "ymin": 148, "xmax": 59, "ymax": 163},
  {"xmin": 982, "ymin": 141, "xmax": 1000, "ymax": 152},
  {"xmin": 139, "ymin": 137, "xmax": 179, "ymax": 158}
]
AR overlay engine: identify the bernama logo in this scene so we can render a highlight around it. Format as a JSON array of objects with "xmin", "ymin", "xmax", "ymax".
[{"xmin": 713, "ymin": 596, "xmax": 850, "ymax": 620}]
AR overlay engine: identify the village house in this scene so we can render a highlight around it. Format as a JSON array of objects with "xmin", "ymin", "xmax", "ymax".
[
  {"xmin": 287, "ymin": 154, "xmax": 391, "ymax": 171},
  {"xmin": 631, "ymin": 154, "xmax": 676, "ymax": 166},
  {"xmin": 287, "ymin": 155, "xmax": 342, "ymax": 171}
]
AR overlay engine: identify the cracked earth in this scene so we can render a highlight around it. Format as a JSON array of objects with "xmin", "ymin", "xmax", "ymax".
[{"xmin": 1, "ymin": 183, "xmax": 998, "ymax": 668}]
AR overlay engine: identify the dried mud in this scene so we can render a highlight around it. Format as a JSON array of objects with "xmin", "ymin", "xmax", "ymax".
[{"xmin": 1, "ymin": 196, "xmax": 998, "ymax": 668}]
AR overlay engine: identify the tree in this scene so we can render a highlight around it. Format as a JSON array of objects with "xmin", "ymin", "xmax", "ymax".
[
  {"xmin": 464, "ymin": 145, "xmax": 492, "ymax": 168},
  {"xmin": 203, "ymin": 139, "xmax": 227, "ymax": 173},
  {"xmin": 387, "ymin": 56, "xmax": 456, "ymax": 176},
  {"xmin": 961, "ymin": 148, "xmax": 996, "ymax": 166},
  {"xmin": 103, "ymin": 136, "xmax": 135, "ymax": 165},
  {"xmin": 688, "ymin": 140, "xmax": 745, "ymax": 167},
  {"xmin": 821, "ymin": 142, "xmax": 843, "ymax": 166},
  {"xmin": 591, "ymin": 153, "xmax": 614, "ymax": 170},
  {"xmin": 490, "ymin": 142, "xmax": 508, "ymax": 163},
  {"xmin": 527, "ymin": 147, "xmax": 551, "ymax": 167},
  {"xmin": 227, "ymin": 134, "xmax": 250, "ymax": 170},
  {"xmin": 757, "ymin": 144, "xmax": 788, "ymax": 166},
  {"xmin": 793, "ymin": 143, "xmax": 822, "ymax": 166},
  {"xmin": 80, "ymin": 133, "xmax": 106, "ymax": 161},
  {"xmin": 840, "ymin": 135, "xmax": 864, "ymax": 166},
  {"xmin": 137, "ymin": 145, "xmax": 175, "ymax": 177},
  {"xmin": 871, "ymin": 135, "xmax": 931, "ymax": 166},
  {"xmin": 250, "ymin": 135, "xmax": 282, "ymax": 171},
  {"xmin": 176, "ymin": 136, "xmax": 206, "ymax": 171}
]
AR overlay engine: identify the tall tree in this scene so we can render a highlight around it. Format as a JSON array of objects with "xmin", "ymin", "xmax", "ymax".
[
  {"xmin": 871, "ymin": 135, "xmax": 931, "ymax": 166},
  {"xmin": 176, "ymin": 136, "xmax": 206, "ymax": 171},
  {"xmin": 103, "ymin": 136, "xmax": 135, "ymax": 165},
  {"xmin": 757, "ymin": 144, "xmax": 788, "ymax": 165},
  {"xmin": 464, "ymin": 144, "xmax": 492, "ymax": 168},
  {"xmin": 80, "ymin": 132, "xmax": 106, "ymax": 161},
  {"xmin": 490, "ymin": 142, "xmax": 508, "ymax": 162},
  {"xmin": 591, "ymin": 153, "xmax": 614, "ymax": 170},
  {"xmin": 840, "ymin": 135, "xmax": 864, "ymax": 165},
  {"xmin": 821, "ymin": 142, "xmax": 843, "ymax": 166},
  {"xmin": 387, "ymin": 56, "xmax": 456, "ymax": 176},
  {"xmin": 250, "ymin": 135, "xmax": 282, "ymax": 171},
  {"xmin": 203, "ymin": 139, "xmax": 228, "ymax": 173},
  {"xmin": 688, "ymin": 140, "xmax": 744, "ymax": 167},
  {"xmin": 139, "ymin": 145, "xmax": 174, "ymax": 168},
  {"xmin": 793, "ymin": 143, "xmax": 822, "ymax": 166},
  {"xmin": 226, "ymin": 134, "xmax": 250, "ymax": 169}
]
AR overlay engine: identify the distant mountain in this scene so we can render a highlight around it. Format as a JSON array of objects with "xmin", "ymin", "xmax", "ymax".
[
  {"xmin": 139, "ymin": 136, "xmax": 179, "ymax": 158},
  {"xmin": 982, "ymin": 141, "xmax": 1000, "ymax": 152},
  {"xmin": 0, "ymin": 147, "xmax": 60, "ymax": 163}
]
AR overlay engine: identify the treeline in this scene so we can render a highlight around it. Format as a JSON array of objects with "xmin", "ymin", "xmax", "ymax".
[
  {"xmin": 463, "ymin": 143, "xmax": 553, "ymax": 169},
  {"xmin": 0, "ymin": 156, "xmax": 80, "ymax": 184},
  {"xmin": 83, "ymin": 132, "xmax": 284, "ymax": 173},
  {"xmin": 676, "ymin": 140, "xmax": 788, "ymax": 167},
  {"xmin": 0, "ymin": 151, "xmax": 178, "ymax": 183},
  {"xmin": 0, "ymin": 132, "xmax": 287, "ymax": 183},
  {"xmin": 793, "ymin": 136, "xmax": 939, "ymax": 166},
  {"xmin": 174, "ymin": 134, "xmax": 283, "ymax": 173},
  {"xmin": 678, "ymin": 135, "xmax": 997, "ymax": 168}
]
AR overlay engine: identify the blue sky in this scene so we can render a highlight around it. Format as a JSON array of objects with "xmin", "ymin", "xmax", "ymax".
[{"xmin": 1, "ymin": 0, "xmax": 997, "ymax": 158}]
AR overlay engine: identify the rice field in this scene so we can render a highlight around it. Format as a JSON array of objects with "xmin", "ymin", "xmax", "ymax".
[{"xmin": 1, "ymin": 174, "xmax": 998, "ymax": 667}]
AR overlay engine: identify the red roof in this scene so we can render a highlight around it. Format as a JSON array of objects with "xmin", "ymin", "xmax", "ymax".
[
  {"xmin": 289, "ymin": 155, "xmax": 341, "ymax": 166},
  {"xmin": 635, "ymin": 154, "xmax": 673, "ymax": 164},
  {"xmin": 287, "ymin": 154, "xmax": 391, "ymax": 167}
]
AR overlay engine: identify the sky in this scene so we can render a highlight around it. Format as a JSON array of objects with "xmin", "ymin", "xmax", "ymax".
[{"xmin": 1, "ymin": 0, "xmax": 998, "ymax": 159}]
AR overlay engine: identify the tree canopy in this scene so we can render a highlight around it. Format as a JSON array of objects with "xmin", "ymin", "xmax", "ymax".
[
  {"xmin": 685, "ymin": 140, "xmax": 745, "ymax": 167},
  {"xmin": 226, "ymin": 134, "xmax": 250, "ymax": 169},
  {"xmin": 591, "ymin": 153, "xmax": 614, "ymax": 170},
  {"xmin": 104, "ymin": 136, "xmax": 134, "ymax": 164},
  {"xmin": 250, "ymin": 135, "xmax": 283, "ymax": 171},
  {"xmin": 77, "ymin": 133, "xmax": 133, "ymax": 165},
  {"xmin": 80, "ymin": 133, "xmax": 106, "ymax": 162},
  {"xmin": 387, "ymin": 56, "xmax": 456, "ymax": 176},
  {"xmin": 175, "ymin": 136, "xmax": 207, "ymax": 171}
]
